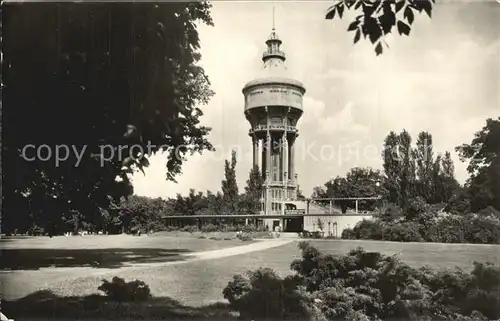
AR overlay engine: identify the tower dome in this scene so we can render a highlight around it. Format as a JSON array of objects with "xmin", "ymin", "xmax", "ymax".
[{"xmin": 242, "ymin": 26, "xmax": 305, "ymax": 97}]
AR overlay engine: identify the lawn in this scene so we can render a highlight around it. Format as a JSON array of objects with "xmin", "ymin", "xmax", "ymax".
[
  {"xmin": 309, "ymin": 239, "xmax": 500, "ymax": 270},
  {"xmin": 1, "ymin": 234, "xmax": 248, "ymax": 270},
  {"xmin": 3, "ymin": 237, "xmax": 499, "ymax": 312},
  {"xmin": 0, "ymin": 234, "xmax": 250, "ymax": 301}
]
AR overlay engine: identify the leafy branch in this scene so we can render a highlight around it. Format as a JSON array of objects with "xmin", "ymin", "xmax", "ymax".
[{"xmin": 325, "ymin": 0, "xmax": 435, "ymax": 55}]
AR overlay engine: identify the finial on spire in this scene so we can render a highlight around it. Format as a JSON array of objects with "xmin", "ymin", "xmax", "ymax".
[{"xmin": 272, "ymin": 6, "xmax": 275, "ymax": 30}]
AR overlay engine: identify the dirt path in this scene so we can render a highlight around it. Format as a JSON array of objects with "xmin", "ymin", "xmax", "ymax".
[{"xmin": 165, "ymin": 238, "xmax": 293, "ymax": 263}]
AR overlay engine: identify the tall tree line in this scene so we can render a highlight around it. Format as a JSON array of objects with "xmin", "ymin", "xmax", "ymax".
[
  {"xmin": 382, "ymin": 130, "xmax": 460, "ymax": 208},
  {"xmin": 315, "ymin": 129, "xmax": 461, "ymax": 212}
]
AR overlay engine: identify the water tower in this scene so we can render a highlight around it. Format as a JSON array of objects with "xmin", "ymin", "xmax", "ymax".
[{"xmin": 242, "ymin": 13, "xmax": 306, "ymax": 220}]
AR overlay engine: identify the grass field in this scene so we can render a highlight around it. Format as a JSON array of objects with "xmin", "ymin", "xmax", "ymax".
[
  {"xmin": 0, "ymin": 234, "xmax": 252, "ymax": 302},
  {"xmin": 3, "ymin": 235, "xmax": 500, "ymax": 310},
  {"xmin": 1, "ymin": 234, "xmax": 248, "ymax": 270}
]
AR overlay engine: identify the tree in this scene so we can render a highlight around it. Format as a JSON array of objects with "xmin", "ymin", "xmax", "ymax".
[
  {"xmin": 415, "ymin": 131, "xmax": 435, "ymax": 203},
  {"xmin": 325, "ymin": 0, "xmax": 435, "ymax": 55},
  {"xmin": 440, "ymin": 151, "xmax": 461, "ymax": 202},
  {"xmin": 324, "ymin": 176, "xmax": 351, "ymax": 213},
  {"xmin": 429, "ymin": 151, "xmax": 461, "ymax": 205},
  {"xmin": 221, "ymin": 150, "xmax": 239, "ymax": 214},
  {"xmin": 345, "ymin": 167, "xmax": 385, "ymax": 211},
  {"xmin": 398, "ymin": 130, "xmax": 416, "ymax": 207},
  {"xmin": 381, "ymin": 130, "xmax": 459, "ymax": 208},
  {"xmin": 186, "ymin": 189, "xmax": 209, "ymax": 216},
  {"xmin": 382, "ymin": 131, "xmax": 402, "ymax": 205},
  {"xmin": 456, "ymin": 117, "xmax": 500, "ymax": 212},
  {"xmin": 319, "ymin": 167, "xmax": 385, "ymax": 213},
  {"xmin": 207, "ymin": 191, "xmax": 225, "ymax": 215},
  {"xmin": 116, "ymin": 195, "xmax": 169, "ymax": 234},
  {"xmin": 2, "ymin": 3, "xmax": 215, "ymax": 234},
  {"xmin": 244, "ymin": 165, "xmax": 264, "ymax": 214},
  {"xmin": 118, "ymin": 195, "xmax": 151, "ymax": 234}
]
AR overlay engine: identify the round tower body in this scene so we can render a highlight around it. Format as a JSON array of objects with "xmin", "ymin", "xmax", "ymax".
[{"xmin": 242, "ymin": 27, "xmax": 306, "ymax": 221}]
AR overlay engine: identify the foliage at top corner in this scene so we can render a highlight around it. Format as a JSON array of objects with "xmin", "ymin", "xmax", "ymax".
[{"xmin": 325, "ymin": 0, "xmax": 436, "ymax": 55}]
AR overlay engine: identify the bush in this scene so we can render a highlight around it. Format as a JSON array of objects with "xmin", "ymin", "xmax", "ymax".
[
  {"xmin": 223, "ymin": 268, "xmax": 316, "ymax": 321},
  {"xmin": 225, "ymin": 242, "xmax": 500, "ymax": 321},
  {"xmin": 98, "ymin": 276, "xmax": 151, "ymax": 302},
  {"xmin": 467, "ymin": 215, "xmax": 500, "ymax": 244},
  {"xmin": 352, "ymin": 220, "xmax": 384, "ymax": 240},
  {"xmin": 343, "ymin": 200, "xmax": 500, "ymax": 244},
  {"xmin": 427, "ymin": 214, "xmax": 500, "ymax": 244},
  {"xmin": 341, "ymin": 228, "xmax": 357, "ymax": 240},
  {"xmin": 163, "ymin": 223, "xmax": 268, "ymax": 234},
  {"xmin": 200, "ymin": 223, "xmax": 219, "ymax": 233},
  {"xmin": 300, "ymin": 230, "xmax": 324, "ymax": 239},
  {"xmin": 301, "ymin": 230, "xmax": 311, "ymax": 238},
  {"xmin": 445, "ymin": 190, "xmax": 472, "ymax": 215},
  {"xmin": 237, "ymin": 232, "xmax": 253, "ymax": 242},
  {"xmin": 181, "ymin": 225, "xmax": 199, "ymax": 233},
  {"xmin": 406, "ymin": 196, "xmax": 432, "ymax": 220},
  {"xmin": 420, "ymin": 261, "xmax": 500, "ymax": 320},
  {"xmin": 377, "ymin": 203, "xmax": 404, "ymax": 222},
  {"xmin": 383, "ymin": 221, "xmax": 424, "ymax": 242},
  {"xmin": 478, "ymin": 206, "xmax": 500, "ymax": 219},
  {"xmin": 242, "ymin": 224, "xmax": 266, "ymax": 233}
]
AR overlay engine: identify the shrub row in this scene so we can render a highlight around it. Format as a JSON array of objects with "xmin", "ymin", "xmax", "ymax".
[
  {"xmin": 223, "ymin": 242, "xmax": 500, "ymax": 321},
  {"xmin": 162, "ymin": 223, "xmax": 268, "ymax": 234},
  {"xmin": 342, "ymin": 214, "xmax": 500, "ymax": 244}
]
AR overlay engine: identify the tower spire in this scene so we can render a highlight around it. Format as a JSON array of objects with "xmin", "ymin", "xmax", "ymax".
[
  {"xmin": 272, "ymin": 6, "xmax": 275, "ymax": 30},
  {"xmin": 263, "ymin": 7, "xmax": 285, "ymax": 63}
]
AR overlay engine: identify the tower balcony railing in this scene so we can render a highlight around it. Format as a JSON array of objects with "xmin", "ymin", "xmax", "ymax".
[
  {"xmin": 263, "ymin": 50, "xmax": 286, "ymax": 59},
  {"xmin": 249, "ymin": 125, "xmax": 298, "ymax": 133},
  {"xmin": 264, "ymin": 180, "xmax": 296, "ymax": 187}
]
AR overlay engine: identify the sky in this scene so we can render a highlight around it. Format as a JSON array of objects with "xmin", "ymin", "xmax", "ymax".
[{"xmin": 132, "ymin": 0, "xmax": 500, "ymax": 199}]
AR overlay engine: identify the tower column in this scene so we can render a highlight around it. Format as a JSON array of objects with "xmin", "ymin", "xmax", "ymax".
[
  {"xmin": 266, "ymin": 105, "xmax": 271, "ymax": 215},
  {"xmin": 261, "ymin": 140, "xmax": 266, "ymax": 177},
  {"xmin": 266, "ymin": 119, "xmax": 271, "ymax": 184},
  {"xmin": 290, "ymin": 137, "xmax": 296, "ymax": 185},
  {"xmin": 283, "ymin": 135, "xmax": 288, "ymax": 199},
  {"xmin": 252, "ymin": 136, "xmax": 259, "ymax": 168},
  {"xmin": 283, "ymin": 108, "xmax": 289, "ymax": 199},
  {"xmin": 265, "ymin": 133, "xmax": 271, "ymax": 214}
]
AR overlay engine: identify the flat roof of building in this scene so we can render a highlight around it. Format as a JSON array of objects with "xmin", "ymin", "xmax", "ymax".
[{"xmin": 162, "ymin": 213, "xmax": 374, "ymax": 219}]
